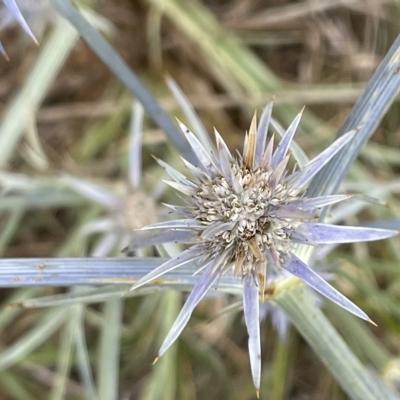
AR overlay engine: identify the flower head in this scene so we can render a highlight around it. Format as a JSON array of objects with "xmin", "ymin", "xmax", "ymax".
[
  {"xmin": 62, "ymin": 102, "xmax": 158, "ymax": 256},
  {"xmin": 128, "ymin": 103, "xmax": 398, "ymax": 395}
]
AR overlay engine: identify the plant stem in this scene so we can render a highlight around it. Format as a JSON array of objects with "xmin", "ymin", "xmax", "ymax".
[{"xmin": 273, "ymin": 278, "xmax": 399, "ymax": 400}]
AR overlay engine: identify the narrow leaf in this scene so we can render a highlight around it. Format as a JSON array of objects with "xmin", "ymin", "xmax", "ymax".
[
  {"xmin": 271, "ymin": 109, "xmax": 303, "ymax": 168},
  {"xmin": 242, "ymin": 275, "xmax": 261, "ymax": 395},
  {"xmin": 157, "ymin": 265, "xmax": 218, "ymax": 358},
  {"xmin": 289, "ymin": 129, "xmax": 357, "ymax": 190},
  {"xmin": 282, "ymin": 253, "xmax": 371, "ymax": 322},
  {"xmin": 255, "ymin": 101, "xmax": 273, "ymax": 168},
  {"xmin": 296, "ymin": 223, "xmax": 398, "ymax": 244},
  {"xmin": 128, "ymin": 249, "xmax": 200, "ymax": 292}
]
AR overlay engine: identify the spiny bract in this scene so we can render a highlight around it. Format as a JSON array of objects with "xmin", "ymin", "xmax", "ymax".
[
  {"xmin": 0, "ymin": 0, "xmax": 38, "ymax": 57},
  {"xmin": 127, "ymin": 103, "xmax": 398, "ymax": 395}
]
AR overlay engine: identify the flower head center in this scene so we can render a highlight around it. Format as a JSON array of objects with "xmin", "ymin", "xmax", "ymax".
[{"xmin": 191, "ymin": 163, "xmax": 300, "ymax": 266}]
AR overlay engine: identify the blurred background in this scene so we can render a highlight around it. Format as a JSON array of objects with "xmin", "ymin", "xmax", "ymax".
[{"xmin": 0, "ymin": 0, "xmax": 400, "ymax": 399}]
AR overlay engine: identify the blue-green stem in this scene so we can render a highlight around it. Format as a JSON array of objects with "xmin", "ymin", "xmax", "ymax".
[{"xmin": 273, "ymin": 278, "xmax": 399, "ymax": 400}]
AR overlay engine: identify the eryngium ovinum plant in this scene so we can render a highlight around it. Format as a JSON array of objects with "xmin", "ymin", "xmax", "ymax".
[{"xmin": 128, "ymin": 102, "xmax": 398, "ymax": 396}]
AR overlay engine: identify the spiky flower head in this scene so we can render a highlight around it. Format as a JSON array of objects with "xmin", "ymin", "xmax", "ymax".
[{"xmin": 128, "ymin": 103, "xmax": 398, "ymax": 395}]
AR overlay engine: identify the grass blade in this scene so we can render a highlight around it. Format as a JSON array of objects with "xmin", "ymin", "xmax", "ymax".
[
  {"xmin": 0, "ymin": 15, "xmax": 78, "ymax": 167},
  {"xmin": 0, "ymin": 257, "xmax": 241, "ymax": 290},
  {"xmin": 0, "ymin": 308, "xmax": 68, "ymax": 371},
  {"xmin": 307, "ymin": 34, "xmax": 400, "ymax": 198},
  {"xmin": 97, "ymin": 299, "xmax": 123, "ymax": 400},
  {"xmin": 273, "ymin": 279, "xmax": 399, "ymax": 400},
  {"xmin": 49, "ymin": 0, "xmax": 195, "ymax": 162}
]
